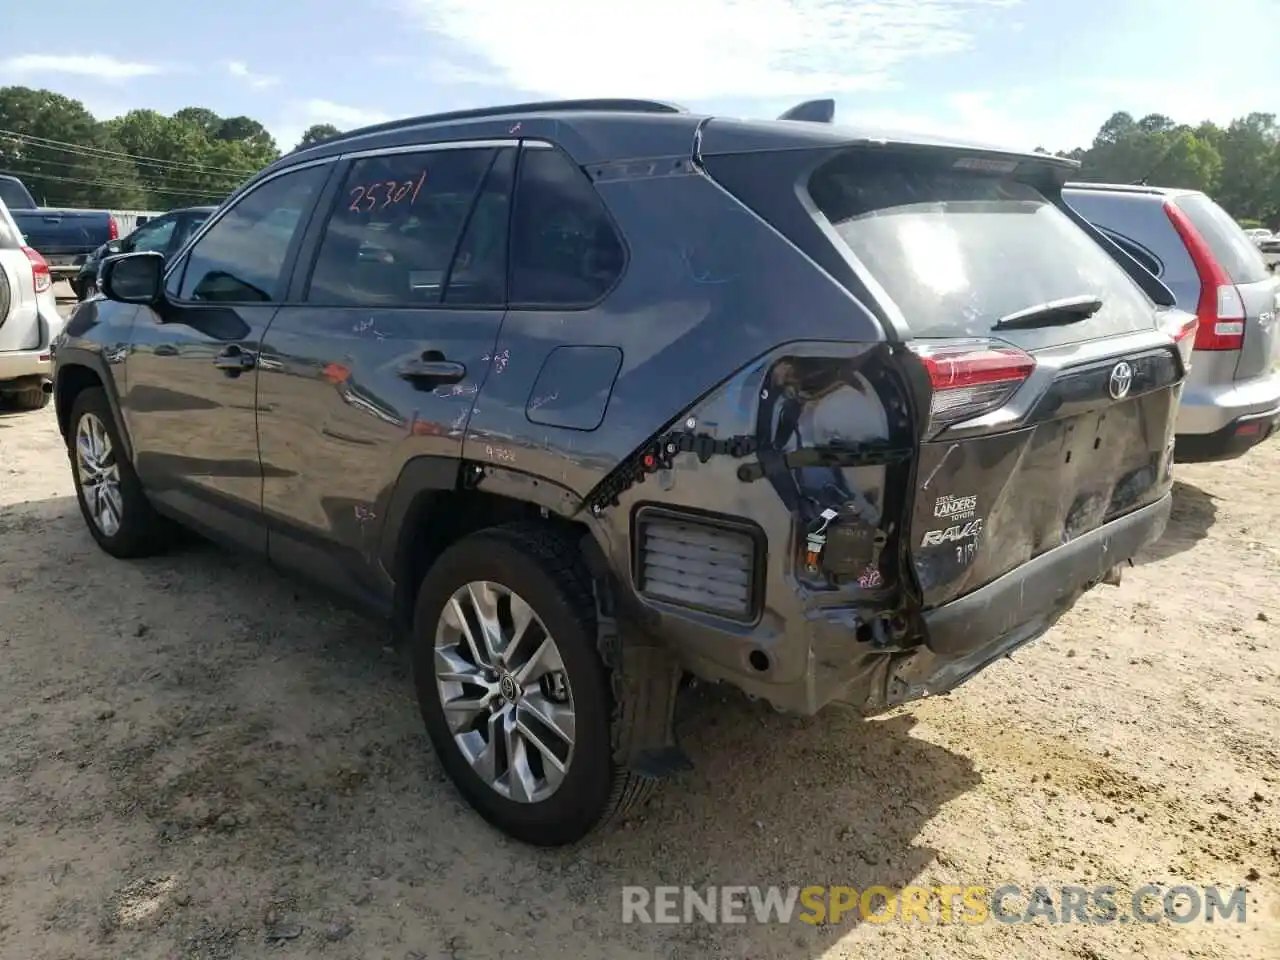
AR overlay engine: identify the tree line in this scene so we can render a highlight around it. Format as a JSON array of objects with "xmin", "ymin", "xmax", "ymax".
[
  {"xmin": 1047, "ymin": 111, "xmax": 1280, "ymax": 229},
  {"xmin": 1, "ymin": 84, "xmax": 1277, "ymax": 227},
  {"xmin": 0, "ymin": 86, "xmax": 340, "ymax": 210}
]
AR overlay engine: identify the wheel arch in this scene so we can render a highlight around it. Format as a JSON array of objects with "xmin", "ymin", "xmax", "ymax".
[
  {"xmin": 54, "ymin": 351, "xmax": 131, "ymax": 458},
  {"xmin": 379, "ymin": 458, "xmax": 602, "ymax": 638}
]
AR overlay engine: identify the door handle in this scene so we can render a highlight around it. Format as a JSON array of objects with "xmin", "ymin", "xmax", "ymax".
[
  {"xmin": 213, "ymin": 346, "xmax": 256, "ymax": 376},
  {"xmin": 397, "ymin": 353, "xmax": 466, "ymax": 388}
]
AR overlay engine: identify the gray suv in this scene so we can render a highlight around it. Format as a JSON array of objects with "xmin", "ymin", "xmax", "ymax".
[
  {"xmin": 1064, "ymin": 183, "xmax": 1280, "ymax": 461},
  {"xmin": 54, "ymin": 99, "xmax": 1190, "ymax": 845}
]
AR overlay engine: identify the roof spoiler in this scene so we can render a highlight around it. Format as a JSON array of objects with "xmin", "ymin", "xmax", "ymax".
[{"xmin": 777, "ymin": 99, "xmax": 835, "ymax": 124}]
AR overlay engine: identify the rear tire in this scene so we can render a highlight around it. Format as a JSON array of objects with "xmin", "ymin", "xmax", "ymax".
[
  {"xmin": 3, "ymin": 385, "xmax": 51, "ymax": 411},
  {"xmin": 411, "ymin": 522, "xmax": 653, "ymax": 846},
  {"xmin": 67, "ymin": 387, "xmax": 178, "ymax": 558}
]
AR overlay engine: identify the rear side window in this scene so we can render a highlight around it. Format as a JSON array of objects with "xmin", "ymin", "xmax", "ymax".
[
  {"xmin": 509, "ymin": 147, "xmax": 625, "ymax": 306},
  {"xmin": 809, "ymin": 152, "xmax": 1157, "ymax": 347},
  {"xmin": 307, "ymin": 147, "xmax": 497, "ymax": 306},
  {"xmin": 1171, "ymin": 194, "xmax": 1270, "ymax": 284}
]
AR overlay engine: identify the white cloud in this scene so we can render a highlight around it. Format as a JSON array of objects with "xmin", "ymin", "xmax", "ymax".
[
  {"xmin": 0, "ymin": 53, "xmax": 163, "ymax": 81},
  {"xmin": 298, "ymin": 99, "xmax": 392, "ymax": 129},
  {"xmin": 226, "ymin": 60, "xmax": 279, "ymax": 89},
  {"xmin": 270, "ymin": 99, "xmax": 393, "ymax": 153},
  {"xmin": 398, "ymin": 0, "xmax": 1018, "ymax": 100}
]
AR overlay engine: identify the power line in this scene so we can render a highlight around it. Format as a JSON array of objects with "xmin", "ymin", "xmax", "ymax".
[
  {"xmin": 0, "ymin": 128, "xmax": 261, "ymax": 178},
  {"xmin": 0, "ymin": 149, "xmax": 247, "ymax": 194},
  {"xmin": 0, "ymin": 168, "xmax": 229, "ymax": 202}
]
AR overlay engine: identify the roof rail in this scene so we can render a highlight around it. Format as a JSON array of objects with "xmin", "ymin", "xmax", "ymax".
[
  {"xmin": 777, "ymin": 99, "xmax": 835, "ymax": 124},
  {"xmin": 328, "ymin": 98, "xmax": 689, "ymax": 145}
]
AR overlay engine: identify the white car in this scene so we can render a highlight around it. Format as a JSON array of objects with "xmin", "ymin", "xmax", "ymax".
[{"xmin": 0, "ymin": 196, "xmax": 63, "ymax": 410}]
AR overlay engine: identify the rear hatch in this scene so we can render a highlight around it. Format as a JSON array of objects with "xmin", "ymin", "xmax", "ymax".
[
  {"xmin": 1163, "ymin": 192, "xmax": 1279, "ymax": 381},
  {"xmin": 703, "ymin": 134, "xmax": 1189, "ymax": 612}
]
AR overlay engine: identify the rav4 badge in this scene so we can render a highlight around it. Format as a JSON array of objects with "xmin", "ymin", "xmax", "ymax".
[{"xmin": 920, "ymin": 518, "xmax": 984, "ymax": 548}]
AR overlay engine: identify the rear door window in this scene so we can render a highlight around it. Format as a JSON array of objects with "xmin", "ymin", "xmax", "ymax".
[
  {"xmin": 809, "ymin": 152, "xmax": 1158, "ymax": 350},
  {"xmin": 1170, "ymin": 193, "xmax": 1270, "ymax": 284},
  {"xmin": 306, "ymin": 147, "xmax": 497, "ymax": 306}
]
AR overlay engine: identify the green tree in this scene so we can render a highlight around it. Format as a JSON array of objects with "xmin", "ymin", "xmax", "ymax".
[
  {"xmin": 1214, "ymin": 113, "xmax": 1279, "ymax": 223},
  {"xmin": 215, "ymin": 115, "xmax": 276, "ymax": 154},
  {"xmin": 296, "ymin": 123, "xmax": 342, "ymax": 150},
  {"xmin": 104, "ymin": 107, "xmax": 275, "ymax": 207},
  {"xmin": 0, "ymin": 85, "xmax": 146, "ymax": 207},
  {"xmin": 171, "ymin": 106, "xmax": 223, "ymax": 139},
  {"xmin": 1074, "ymin": 111, "xmax": 1222, "ymax": 194}
]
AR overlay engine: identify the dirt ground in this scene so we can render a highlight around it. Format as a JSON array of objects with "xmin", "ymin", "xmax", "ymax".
[{"xmin": 1, "ymin": 301, "xmax": 1278, "ymax": 958}]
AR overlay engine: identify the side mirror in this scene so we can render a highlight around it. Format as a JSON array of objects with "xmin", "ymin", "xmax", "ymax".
[
  {"xmin": 100, "ymin": 251, "xmax": 165, "ymax": 306},
  {"xmin": 105, "ymin": 242, "xmax": 123, "ymax": 255}
]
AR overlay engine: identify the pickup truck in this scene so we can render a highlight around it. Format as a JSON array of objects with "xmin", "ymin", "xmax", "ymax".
[{"xmin": 0, "ymin": 174, "xmax": 121, "ymax": 282}]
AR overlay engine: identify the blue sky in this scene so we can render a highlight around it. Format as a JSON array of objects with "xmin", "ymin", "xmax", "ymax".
[{"xmin": 1, "ymin": 0, "xmax": 1274, "ymax": 154}]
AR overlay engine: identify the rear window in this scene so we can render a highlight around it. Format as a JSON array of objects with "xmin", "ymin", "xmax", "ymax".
[
  {"xmin": 0, "ymin": 177, "xmax": 35, "ymax": 210},
  {"xmin": 809, "ymin": 153, "xmax": 1158, "ymax": 347},
  {"xmin": 1171, "ymin": 193, "xmax": 1270, "ymax": 285}
]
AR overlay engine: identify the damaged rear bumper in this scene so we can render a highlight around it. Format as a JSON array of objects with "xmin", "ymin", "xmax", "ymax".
[
  {"xmin": 861, "ymin": 492, "xmax": 1173, "ymax": 714},
  {"xmin": 680, "ymin": 493, "xmax": 1172, "ymax": 717},
  {"xmin": 920, "ymin": 493, "xmax": 1171, "ymax": 657}
]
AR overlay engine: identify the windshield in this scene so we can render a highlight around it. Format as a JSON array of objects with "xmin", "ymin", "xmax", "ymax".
[{"xmin": 808, "ymin": 152, "xmax": 1158, "ymax": 349}]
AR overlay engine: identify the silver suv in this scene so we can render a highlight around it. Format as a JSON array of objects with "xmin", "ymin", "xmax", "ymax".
[{"xmin": 1064, "ymin": 183, "xmax": 1280, "ymax": 461}]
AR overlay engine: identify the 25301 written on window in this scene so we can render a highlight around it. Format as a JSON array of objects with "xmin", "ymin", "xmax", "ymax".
[{"xmin": 307, "ymin": 148, "xmax": 502, "ymax": 307}]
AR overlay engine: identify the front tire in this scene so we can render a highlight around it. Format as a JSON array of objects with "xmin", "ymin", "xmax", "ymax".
[
  {"xmin": 68, "ymin": 387, "xmax": 177, "ymax": 558},
  {"xmin": 411, "ymin": 523, "xmax": 650, "ymax": 846}
]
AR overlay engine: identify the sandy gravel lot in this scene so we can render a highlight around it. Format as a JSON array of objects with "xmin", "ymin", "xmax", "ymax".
[{"xmin": 1, "ymin": 301, "xmax": 1278, "ymax": 958}]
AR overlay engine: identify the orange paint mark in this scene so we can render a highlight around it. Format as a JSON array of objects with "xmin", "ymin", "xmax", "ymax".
[
  {"xmin": 411, "ymin": 420, "xmax": 445, "ymax": 437},
  {"xmin": 322, "ymin": 362, "xmax": 351, "ymax": 384}
]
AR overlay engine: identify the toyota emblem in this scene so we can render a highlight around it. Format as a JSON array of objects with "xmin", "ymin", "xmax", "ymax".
[
  {"xmin": 498, "ymin": 674, "xmax": 518, "ymax": 702},
  {"xmin": 1108, "ymin": 361, "xmax": 1133, "ymax": 400}
]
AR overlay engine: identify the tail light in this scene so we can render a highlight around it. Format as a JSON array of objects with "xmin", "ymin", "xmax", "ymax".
[
  {"xmin": 1164, "ymin": 201, "xmax": 1244, "ymax": 351},
  {"xmin": 1159, "ymin": 310, "xmax": 1199, "ymax": 368},
  {"xmin": 107, "ymin": 217, "xmax": 120, "ymax": 241},
  {"xmin": 908, "ymin": 339, "xmax": 1036, "ymax": 432},
  {"xmin": 21, "ymin": 246, "xmax": 51, "ymax": 295}
]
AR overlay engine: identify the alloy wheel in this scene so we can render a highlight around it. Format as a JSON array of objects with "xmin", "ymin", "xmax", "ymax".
[
  {"xmin": 75, "ymin": 412, "xmax": 124, "ymax": 537},
  {"xmin": 433, "ymin": 580, "xmax": 576, "ymax": 803}
]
